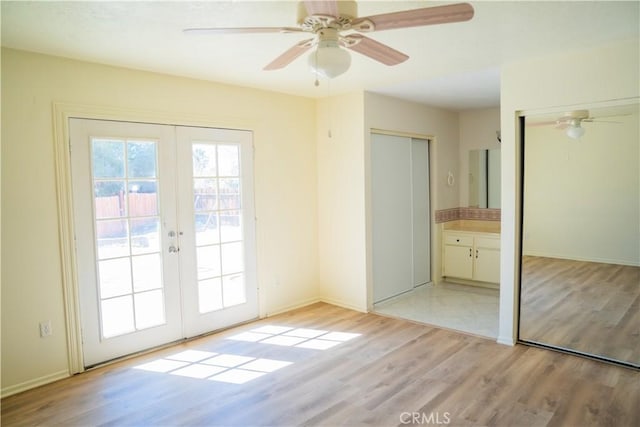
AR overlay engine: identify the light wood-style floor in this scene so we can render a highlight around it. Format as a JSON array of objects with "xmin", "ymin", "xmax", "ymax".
[
  {"xmin": 3, "ymin": 303, "xmax": 639, "ymax": 426},
  {"xmin": 520, "ymin": 256, "xmax": 640, "ymax": 366}
]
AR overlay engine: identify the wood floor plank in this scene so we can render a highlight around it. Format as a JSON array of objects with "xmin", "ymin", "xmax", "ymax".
[{"xmin": 2, "ymin": 302, "xmax": 638, "ymax": 426}]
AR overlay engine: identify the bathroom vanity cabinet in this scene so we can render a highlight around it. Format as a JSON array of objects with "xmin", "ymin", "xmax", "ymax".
[{"xmin": 442, "ymin": 223, "xmax": 500, "ymax": 286}]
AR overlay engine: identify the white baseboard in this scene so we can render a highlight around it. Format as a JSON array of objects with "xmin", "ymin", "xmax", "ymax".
[
  {"xmin": 497, "ymin": 336, "xmax": 516, "ymax": 346},
  {"xmin": 523, "ymin": 251, "xmax": 639, "ymax": 267},
  {"xmin": 1, "ymin": 369, "xmax": 69, "ymax": 398},
  {"xmin": 266, "ymin": 297, "xmax": 368, "ymax": 316},
  {"xmin": 264, "ymin": 297, "xmax": 323, "ymax": 317},
  {"xmin": 318, "ymin": 296, "xmax": 367, "ymax": 313}
]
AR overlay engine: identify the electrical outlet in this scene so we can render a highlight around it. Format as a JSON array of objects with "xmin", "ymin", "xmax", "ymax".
[{"xmin": 39, "ymin": 320, "xmax": 52, "ymax": 337}]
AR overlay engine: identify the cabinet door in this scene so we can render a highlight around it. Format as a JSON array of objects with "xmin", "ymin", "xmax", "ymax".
[
  {"xmin": 474, "ymin": 247, "xmax": 500, "ymax": 283},
  {"xmin": 444, "ymin": 245, "xmax": 473, "ymax": 279}
]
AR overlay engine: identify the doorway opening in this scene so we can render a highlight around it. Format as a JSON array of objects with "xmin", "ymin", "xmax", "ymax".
[{"xmin": 370, "ymin": 131, "xmax": 499, "ymax": 338}]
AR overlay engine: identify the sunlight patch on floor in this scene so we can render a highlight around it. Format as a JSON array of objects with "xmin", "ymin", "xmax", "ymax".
[
  {"xmin": 133, "ymin": 349, "xmax": 292, "ymax": 384},
  {"xmin": 132, "ymin": 326, "xmax": 360, "ymax": 384},
  {"xmin": 227, "ymin": 325, "xmax": 361, "ymax": 349}
]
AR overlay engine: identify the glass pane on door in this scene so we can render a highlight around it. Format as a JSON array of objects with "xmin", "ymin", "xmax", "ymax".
[
  {"xmin": 91, "ymin": 138, "xmax": 166, "ymax": 339},
  {"xmin": 192, "ymin": 143, "xmax": 247, "ymax": 313}
]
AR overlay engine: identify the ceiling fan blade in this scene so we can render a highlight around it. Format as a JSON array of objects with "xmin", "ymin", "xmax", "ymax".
[
  {"xmin": 183, "ymin": 27, "xmax": 303, "ymax": 35},
  {"xmin": 342, "ymin": 34, "xmax": 408, "ymax": 66},
  {"xmin": 264, "ymin": 38, "xmax": 315, "ymax": 70},
  {"xmin": 584, "ymin": 119, "xmax": 623, "ymax": 124},
  {"xmin": 525, "ymin": 120, "xmax": 559, "ymax": 127},
  {"xmin": 303, "ymin": 0, "xmax": 339, "ymax": 17},
  {"xmin": 352, "ymin": 2, "xmax": 474, "ymax": 32}
]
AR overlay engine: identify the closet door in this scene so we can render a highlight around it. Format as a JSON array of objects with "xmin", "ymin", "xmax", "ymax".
[
  {"xmin": 372, "ymin": 134, "xmax": 430, "ymax": 303},
  {"xmin": 412, "ymin": 138, "xmax": 430, "ymax": 287},
  {"xmin": 372, "ymin": 134, "xmax": 413, "ymax": 302}
]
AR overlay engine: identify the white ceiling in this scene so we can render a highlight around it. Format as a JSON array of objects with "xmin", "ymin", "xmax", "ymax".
[{"xmin": 2, "ymin": 1, "xmax": 638, "ymax": 111}]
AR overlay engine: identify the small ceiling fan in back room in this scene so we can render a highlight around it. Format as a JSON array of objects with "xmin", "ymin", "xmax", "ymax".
[
  {"xmin": 184, "ymin": 1, "xmax": 475, "ymax": 79},
  {"xmin": 528, "ymin": 110, "xmax": 624, "ymax": 139}
]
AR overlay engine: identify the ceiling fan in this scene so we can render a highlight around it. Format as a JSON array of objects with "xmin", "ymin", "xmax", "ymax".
[
  {"xmin": 529, "ymin": 110, "xmax": 622, "ymax": 139},
  {"xmin": 184, "ymin": 1, "xmax": 475, "ymax": 79}
]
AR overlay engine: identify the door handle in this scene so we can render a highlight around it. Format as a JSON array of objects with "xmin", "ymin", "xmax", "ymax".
[{"xmin": 168, "ymin": 245, "xmax": 180, "ymax": 253}]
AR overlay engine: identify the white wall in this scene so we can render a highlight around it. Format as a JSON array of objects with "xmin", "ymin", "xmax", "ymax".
[
  {"xmin": 1, "ymin": 48, "xmax": 319, "ymax": 395},
  {"xmin": 523, "ymin": 110, "xmax": 639, "ymax": 265},
  {"xmin": 499, "ymin": 38, "xmax": 640, "ymax": 345},
  {"xmin": 459, "ymin": 108, "xmax": 501, "ymax": 207},
  {"xmin": 316, "ymin": 92, "xmax": 368, "ymax": 311}
]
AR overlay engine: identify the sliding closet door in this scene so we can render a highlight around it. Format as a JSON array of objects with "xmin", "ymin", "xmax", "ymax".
[
  {"xmin": 372, "ymin": 134, "xmax": 413, "ymax": 302},
  {"xmin": 412, "ymin": 139, "xmax": 430, "ymax": 287},
  {"xmin": 372, "ymin": 133, "xmax": 430, "ymax": 303}
]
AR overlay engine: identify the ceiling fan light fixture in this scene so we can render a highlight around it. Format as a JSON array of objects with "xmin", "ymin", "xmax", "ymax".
[
  {"xmin": 566, "ymin": 122, "xmax": 586, "ymax": 139},
  {"xmin": 308, "ymin": 40, "xmax": 351, "ymax": 79}
]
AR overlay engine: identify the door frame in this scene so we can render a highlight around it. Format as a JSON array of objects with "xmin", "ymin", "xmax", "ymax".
[{"xmin": 53, "ymin": 102, "xmax": 259, "ymax": 373}]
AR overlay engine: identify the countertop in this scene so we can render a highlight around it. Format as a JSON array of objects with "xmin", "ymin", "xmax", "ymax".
[{"xmin": 442, "ymin": 220, "xmax": 501, "ymax": 234}]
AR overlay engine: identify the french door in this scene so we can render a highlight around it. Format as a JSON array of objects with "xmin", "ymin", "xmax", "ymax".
[{"xmin": 70, "ymin": 119, "xmax": 258, "ymax": 367}]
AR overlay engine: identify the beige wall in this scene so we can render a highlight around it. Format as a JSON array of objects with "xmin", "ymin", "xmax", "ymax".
[
  {"xmin": 316, "ymin": 92, "xmax": 367, "ymax": 311},
  {"xmin": 499, "ymin": 38, "xmax": 640, "ymax": 345},
  {"xmin": 459, "ymin": 108, "xmax": 501, "ymax": 207},
  {"xmin": 523, "ymin": 110, "xmax": 639, "ymax": 265},
  {"xmin": 1, "ymin": 48, "xmax": 319, "ymax": 395}
]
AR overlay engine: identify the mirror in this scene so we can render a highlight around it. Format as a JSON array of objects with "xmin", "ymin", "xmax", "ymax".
[
  {"xmin": 519, "ymin": 101, "xmax": 639, "ymax": 367},
  {"xmin": 468, "ymin": 148, "xmax": 501, "ymax": 208}
]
